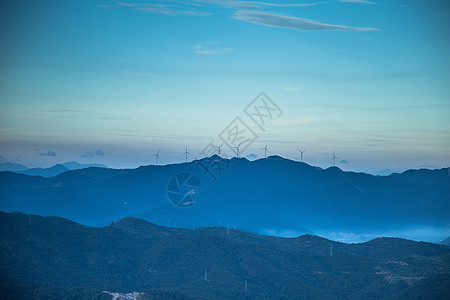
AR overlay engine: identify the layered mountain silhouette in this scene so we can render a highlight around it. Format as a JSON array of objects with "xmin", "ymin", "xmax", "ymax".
[
  {"xmin": 0, "ymin": 156, "xmax": 448, "ymax": 241},
  {"xmin": 441, "ymin": 236, "xmax": 450, "ymax": 246},
  {"xmin": 60, "ymin": 161, "xmax": 108, "ymax": 170},
  {"xmin": 16, "ymin": 164, "xmax": 70, "ymax": 177},
  {"xmin": 0, "ymin": 212, "xmax": 449, "ymax": 299},
  {"xmin": 0, "ymin": 162, "xmax": 28, "ymax": 172},
  {"xmin": 0, "ymin": 161, "xmax": 108, "ymax": 177}
]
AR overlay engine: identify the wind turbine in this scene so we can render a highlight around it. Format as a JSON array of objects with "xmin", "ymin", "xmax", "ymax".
[
  {"xmin": 297, "ymin": 149, "xmax": 307, "ymax": 162},
  {"xmin": 261, "ymin": 143, "xmax": 269, "ymax": 159},
  {"xmin": 233, "ymin": 143, "xmax": 243, "ymax": 158},
  {"xmin": 183, "ymin": 146, "xmax": 191, "ymax": 162},
  {"xmin": 152, "ymin": 150, "xmax": 160, "ymax": 165},
  {"xmin": 330, "ymin": 152, "xmax": 338, "ymax": 166},
  {"xmin": 214, "ymin": 144, "xmax": 223, "ymax": 156}
]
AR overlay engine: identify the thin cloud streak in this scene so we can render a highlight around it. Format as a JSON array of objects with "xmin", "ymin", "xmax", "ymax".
[
  {"xmin": 339, "ymin": 0, "xmax": 376, "ymax": 4},
  {"xmin": 81, "ymin": 150, "xmax": 105, "ymax": 158},
  {"xmin": 37, "ymin": 150, "xmax": 57, "ymax": 157},
  {"xmin": 115, "ymin": 1, "xmax": 211, "ymax": 16},
  {"xmin": 309, "ymin": 104, "xmax": 450, "ymax": 112},
  {"xmin": 194, "ymin": 43, "xmax": 234, "ymax": 55},
  {"xmin": 99, "ymin": 116, "xmax": 134, "ymax": 120},
  {"xmin": 272, "ymin": 117, "xmax": 317, "ymax": 126},
  {"xmin": 233, "ymin": 10, "xmax": 378, "ymax": 31},
  {"xmin": 191, "ymin": 0, "xmax": 323, "ymax": 9},
  {"xmin": 283, "ymin": 86, "xmax": 302, "ymax": 91},
  {"xmin": 41, "ymin": 109, "xmax": 88, "ymax": 113},
  {"xmin": 105, "ymin": 1, "xmax": 377, "ymax": 32}
]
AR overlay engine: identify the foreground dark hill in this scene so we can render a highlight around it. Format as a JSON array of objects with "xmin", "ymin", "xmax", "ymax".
[
  {"xmin": 0, "ymin": 212, "xmax": 449, "ymax": 299},
  {"xmin": 0, "ymin": 156, "xmax": 448, "ymax": 240}
]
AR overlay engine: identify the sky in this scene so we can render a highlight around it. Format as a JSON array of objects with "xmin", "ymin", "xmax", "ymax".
[{"xmin": 0, "ymin": 0, "xmax": 449, "ymax": 173}]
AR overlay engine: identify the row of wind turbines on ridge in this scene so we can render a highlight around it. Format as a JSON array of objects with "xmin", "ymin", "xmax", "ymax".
[{"xmin": 152, "ymin": 144, "xmax": 341, "ymax": 167}]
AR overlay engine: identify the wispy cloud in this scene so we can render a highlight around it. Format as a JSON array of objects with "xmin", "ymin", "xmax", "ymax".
[
  {"xmin": 96, "ymin": 4, "xmax": 117, "ymax": 9},
  {"xmin": 194, "ymin": 42, "xmax": 234, "ymax": 55},
  {"xmin": 116, "ymin": 2, "xmax": 135, "ymax": 8},
  {"xmin": 234, "ymin": 10, "xmax": 378, "ymax": 31},
  {"xmin": 246, "ymin": 153, "xmax": 258, "ymax": 159},
  {"xmin": 272, "ymin": 117, "xmax": 317, "ymax": 126},
  {"xmin": 183, "ymin": 11, "xmax": 213, "ymax": 16},
  {"xmin": 41, "ymin": 109, "xmax": 87, "ymax": 113},
  {"xmin": 310, "ymin": 103, "xmax": 449, "ymax": 112},
  {"xmin": 36, "ymin": 150, "xmax": 57, "ymax": 157},
  {"xmin": 135, "ymin": 6, "xmax": 177, "ymax": 15},
  {"xmin": 81, "ymin": 150, "xmax": 105, "ymax": 158},
  {"xmin": 104, "ymin": 1, "xmax": 377, "ymax": 32},
  {"xmin": 339, "ymin": 0, "xmax": 376, "ymax": 4},
  {"xmin": 283, "ymin": 86, "xmax": 302, "ymax": 91},
  {"xmin": 99, "ymin": 116, "xmax": 134, "ymax": 120},
  {"xmin": 128, "ymin": 75, "xmax": 149, "ymax": 80},
  {"xmin": 190, "ymin": 0, "xmax": 322, "ymax": 9},
  {"xmin": 113, "ymin": 1, "xmax": 211, "ymax": 16}
]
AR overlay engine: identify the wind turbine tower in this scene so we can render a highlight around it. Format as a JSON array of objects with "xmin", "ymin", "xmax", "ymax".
[
  {"xmin": 233, "ymin": 143, "xmax": 242, "ymax": 158},
  {"xmin": 214, "ymin": 144, "xmax": 223, "ymax": 157},
  {"xmin": 183, "ymin": 146, "xmax": 191, "ymax": 163},
  {"xmin": 298, "ymin": 149, "xmax": 307, "ymax": 162},
  {"xmin": 153, "ymin": 150, "xmax": 160, "ymax": 165},
  {"xmin": 331, "ymin": 152, "xmax": 338, "ymax": 166},
  {"xmin": 261, "ymin": 143, "xmax": 269, "ymax": 159}
]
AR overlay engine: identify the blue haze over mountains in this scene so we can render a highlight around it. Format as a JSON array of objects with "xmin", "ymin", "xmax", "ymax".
[
  {"xmin": 0, "ymin": 156, "xmax": 448, "ymax": 243},
  {"xmin": 0, "ymin": 161, "xmax": 108, "ymax": 177}
]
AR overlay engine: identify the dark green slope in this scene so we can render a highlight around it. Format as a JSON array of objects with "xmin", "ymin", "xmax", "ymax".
[{"xmin": 0, "ymin": 212, "xmax": 449, "ymax": 299}]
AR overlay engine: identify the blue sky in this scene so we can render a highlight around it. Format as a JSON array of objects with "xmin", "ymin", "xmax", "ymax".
[{"xmin": 0, "ymin": 0, "xmax": 449, "ymax": 172}]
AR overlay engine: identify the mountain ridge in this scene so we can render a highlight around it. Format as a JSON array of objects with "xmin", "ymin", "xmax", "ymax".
[
  {"xmin": 0, "ymin": 156, "xmax": 448, "ymax": 242},
  {"xmin": 0, "ymin": 212, "xmax": 449, "ymax": 299},
  {"xmin": 0, "ymin": 161, "xmax": 109, "ymax": 178}
]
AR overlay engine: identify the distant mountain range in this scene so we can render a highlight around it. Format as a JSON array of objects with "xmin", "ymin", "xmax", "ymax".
[
  {"xmin": 0, "ymin": 212, "xmax": 448, "ymax": 299},
  {"xmin": 0, "ymin": 161, "xmax": 108, "ymax": 177},
  {"xmin": 441, "ymin": 236, "xmax": 450, "ymax": 246},
  {"xmin": 0, "ymin": 162, "xmax": 29, "ymax": 172},
  {"xmin": 0, "ymin": 156, "xmax": 448, "ymax": 242},
  {"xmin": 371, "ymin": 165, "xmax": 443, "ymax": 176},
  {"xmin": 61, "ymin": 161, "xmax": 109, "ymax": 170}
]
